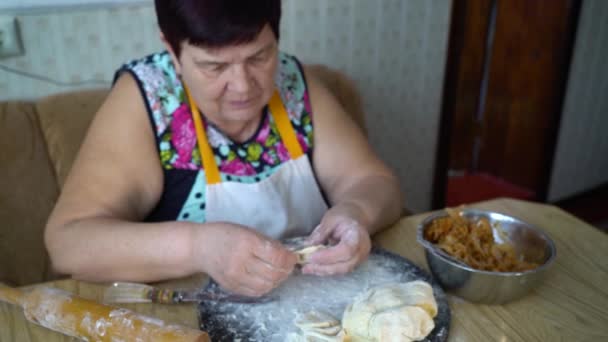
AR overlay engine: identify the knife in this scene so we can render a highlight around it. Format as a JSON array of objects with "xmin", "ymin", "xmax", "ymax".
[{"xmin": 103, "ymin": 281, "xmax": 276, "ymax": 305}]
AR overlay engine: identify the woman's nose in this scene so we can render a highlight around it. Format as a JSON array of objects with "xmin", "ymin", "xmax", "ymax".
[{"xmin": 227, "ymin": 64, "xmax": 253, "ymax": 93}]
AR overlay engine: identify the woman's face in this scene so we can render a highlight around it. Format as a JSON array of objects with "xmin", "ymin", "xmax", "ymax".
[{"xmin": 167, "ymin": 25, "xmax": 278, "ymax": 125}]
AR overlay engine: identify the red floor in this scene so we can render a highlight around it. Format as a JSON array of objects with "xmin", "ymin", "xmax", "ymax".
[
  {"xmin": 446, "ymin": 172, "xmax": 535, "ymax": 207},
  {"xmin": 553, "ymin": 184, "xmax": 608, "ymax": 229},
  {"xmin": 446, "ymin": 172, "xmax": 608, "ymax": 232}
]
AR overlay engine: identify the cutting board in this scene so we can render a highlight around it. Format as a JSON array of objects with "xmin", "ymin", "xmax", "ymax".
[{"xmin": 198, "ymin": 246, "xmax": 450, "ymax": 341}]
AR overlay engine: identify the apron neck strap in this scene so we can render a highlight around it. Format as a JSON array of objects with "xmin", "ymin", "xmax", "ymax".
[
  {"xmin": 185, "ymin": 85, "xmax": 222, "ymax": 185},
  {"xmin": 268, "ymin": 91, "xmax": 304, "ymax": 159},
  {"xmin": 185, "ymin": 86, "xmax": 303, "ymax": 185}
]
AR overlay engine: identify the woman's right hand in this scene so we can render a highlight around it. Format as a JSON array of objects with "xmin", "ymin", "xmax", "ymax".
[{"xmin": 195, "ymin": 223, "xmax": 298, "ymax": 297}]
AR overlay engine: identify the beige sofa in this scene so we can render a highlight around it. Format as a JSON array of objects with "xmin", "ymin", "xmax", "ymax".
[{"xmin": 0, "ymin": 65, "xmax": 366, "ymax": 286}]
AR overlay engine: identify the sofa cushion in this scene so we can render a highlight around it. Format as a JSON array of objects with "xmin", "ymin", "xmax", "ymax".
[
  {"xmin": 0, "ymin": 101, "xmax": 60, "ymax": 286},
  {"xmin": 36, "ymin": 89, "xmax": 109, "ymax": 188}
]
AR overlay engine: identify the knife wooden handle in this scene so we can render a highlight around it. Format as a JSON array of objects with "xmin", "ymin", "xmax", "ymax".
[
  {"xmin": 0, "ymin": 284, "xmax": 22, "ymax": 305},
  {"xmin": 0, "ymin": 285, "xmax": 209, "ymax": 342}
]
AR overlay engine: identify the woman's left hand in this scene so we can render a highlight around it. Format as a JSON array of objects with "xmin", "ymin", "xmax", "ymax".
[{"xmin": 301, "ymin": 204, "xmax": 371, "ymax": 276}]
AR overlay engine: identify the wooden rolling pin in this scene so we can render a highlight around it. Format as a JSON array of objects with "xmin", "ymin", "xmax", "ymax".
[{"xmin": 0, "ymin": 284, "xmax": 209, "ymax": 342}]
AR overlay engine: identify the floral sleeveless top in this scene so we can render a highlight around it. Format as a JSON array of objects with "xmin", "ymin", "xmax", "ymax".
[{"xmin": 115, "ymin": 51, "xmax": 316, "ymax": 222}]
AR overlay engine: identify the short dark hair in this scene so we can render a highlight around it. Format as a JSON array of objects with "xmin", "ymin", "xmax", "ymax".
[{"xmin": 155, "ymin": 0, "xmax": 281, "ymax": 57}]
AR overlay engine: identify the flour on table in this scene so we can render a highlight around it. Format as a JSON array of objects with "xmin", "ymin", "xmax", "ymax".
[{"xmin": 198, "ymin": 250, "xmax": 449, "ymax": 342}]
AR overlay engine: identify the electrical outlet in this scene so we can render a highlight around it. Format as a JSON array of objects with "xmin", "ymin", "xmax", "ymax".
[{"xmin": 0, "ymin": 16, "xmax": 24, "ymax": 58}]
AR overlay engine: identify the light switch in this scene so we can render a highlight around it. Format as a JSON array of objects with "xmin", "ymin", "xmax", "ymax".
[{"xmin": 0, "ymin": 16, "xmax": 24, "ymax": 58}]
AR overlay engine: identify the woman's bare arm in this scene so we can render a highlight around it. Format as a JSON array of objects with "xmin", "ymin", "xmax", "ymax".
[
  {"xmin": 45, "ymin": 74, "xmax": 297, "ymax": 295},
  {"xmin": 300, "ymin": 66, "xmax": 403, "ymax": 276},
  {"xmin": 45, "ymin": 74, "xmax": 200, "ymax": 281},
  {"xmin": 306, "ymin": 66, "xmax": 403, "ymax": 234}
]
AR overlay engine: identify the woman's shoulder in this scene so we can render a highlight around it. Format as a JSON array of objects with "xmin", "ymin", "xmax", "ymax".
[
  {"xmin": 113, "ymin": 51, "xmax": 185, "ymax": 138},
  {"xmin": 119, "ymin": 51, "xmax": 174, "ymax": 74},
  {"xmin": 275, "ymin": 51, "xmax": 311, "ymax": 119},
  {"xmin": 114, "ymin": 51, "xmax": 180, "ymax": 92},
  {"xmin": 276, "ymin": 51, "xmax": 307, "ymax": 92}
]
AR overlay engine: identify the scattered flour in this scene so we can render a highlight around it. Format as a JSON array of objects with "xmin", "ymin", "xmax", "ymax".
[{"xmin": 199, "ymin": 250, "xmax": 450, "ymax": 341}]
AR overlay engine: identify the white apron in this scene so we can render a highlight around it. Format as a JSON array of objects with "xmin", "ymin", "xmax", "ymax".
[{"xmin": 185, "ymin": 88, "xmax": 328, "ymax": 240}]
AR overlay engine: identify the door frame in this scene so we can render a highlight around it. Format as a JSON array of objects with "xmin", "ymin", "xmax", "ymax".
[{"xmin": 431, "ymin": 0, "xmax": 582, "ymax": 209}]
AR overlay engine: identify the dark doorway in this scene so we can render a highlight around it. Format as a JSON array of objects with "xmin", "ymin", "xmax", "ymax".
[{"xmin": 433, "ymin": 0, "xmax": 582, "ymax": 209}]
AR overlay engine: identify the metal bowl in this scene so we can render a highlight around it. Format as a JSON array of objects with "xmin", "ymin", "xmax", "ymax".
[{"xmin": 417, "ymin": 209, "xmax": 556, "ymax": 304}]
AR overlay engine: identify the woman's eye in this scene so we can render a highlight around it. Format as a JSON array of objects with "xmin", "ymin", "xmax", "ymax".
[
  {"xmin": 249, "ymin": 56, "xmax": 268, "ymax": 66},
  {"xmin": 199, "ymin": 63, "xmax": 226, "ymax": 74},
  {"xmin": 211, "ymin": 64, "xmax": 227, "ymax": 72}
]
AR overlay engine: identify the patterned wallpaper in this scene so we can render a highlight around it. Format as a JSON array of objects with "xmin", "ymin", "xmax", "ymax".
[
  {"xmin": 0, "ymin": 4, "xmax": 161, "ymax": 97},
  {"xmin": 548, "ymin": 0, "xmax": 608, "ymax": 201},
  {"xmin": 0, "ymin": 0, "xmax": 453, "ymax": 212}
]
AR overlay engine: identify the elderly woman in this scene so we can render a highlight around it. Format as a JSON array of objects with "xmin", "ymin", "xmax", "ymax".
[{"xmin": 45, "ymin": 0, "xmax": 402, "ymax": 297}]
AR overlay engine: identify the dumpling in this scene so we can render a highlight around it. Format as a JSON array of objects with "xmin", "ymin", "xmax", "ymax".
[
  {"xmin": 290, "ymin": 310, "xmax": 345, "ymax": 341},
  {"xmin": 342, "ymin": 280, "xmax": 437, "ymax": 342}
]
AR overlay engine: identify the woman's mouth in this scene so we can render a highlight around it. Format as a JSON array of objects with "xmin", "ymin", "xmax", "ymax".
[{"xmin": 228, "ymin": 98, "xmax": 254, "ymax": 109}]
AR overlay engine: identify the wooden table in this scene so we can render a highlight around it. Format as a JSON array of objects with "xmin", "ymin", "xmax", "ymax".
[{"xmin": 2, "ymin": 198, "xmax": 607, "ymax": 341}]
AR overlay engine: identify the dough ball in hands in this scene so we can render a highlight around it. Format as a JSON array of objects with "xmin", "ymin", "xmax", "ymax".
[
  {"xmin": 282, "ymin": 236, "xmax": 327, "ymax": 265},
  {"xmin": 295, "ymin": 245, "xmax": 327, "ymax": 265},
  {"xmin": 342, "ymin": 280, "xmax": 438, "ymax": 342}
]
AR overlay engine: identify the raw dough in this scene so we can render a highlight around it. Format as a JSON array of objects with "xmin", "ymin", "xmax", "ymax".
[
  {"xmin": 290, "ymin": 281, "xmax": 437, "ymax": 342},
  {"xmin": 282, "ymin": 237, "xmax": 327, "ymax": 265},
  {"xmin": 295, "ymin": 245, "xmax": 327, "ymax": 265},
  {"xmin": 295, "ymin": 310, "xmax": 341, "ymax": 331},
  {"xmin": 342, "ymin": 280, "xmax": 437, "ymax": 342},
  {"xmin": 290, "ymin": 310, "xmax": 345, "ymax": 341}
]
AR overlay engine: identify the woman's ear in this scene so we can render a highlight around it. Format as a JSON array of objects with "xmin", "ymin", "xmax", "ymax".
[{"xmin": 160, "ymin": 32, "xmax": 182, "ymax": 75}]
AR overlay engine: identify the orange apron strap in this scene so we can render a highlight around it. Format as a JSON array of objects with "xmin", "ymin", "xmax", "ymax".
[
  {"xmin": 268, "ymin": 90, "xmax": 304, "ymax": 159},
  {"xmin": 184, "ymin": 85, "xmax": 222, "ymax": 185}
]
